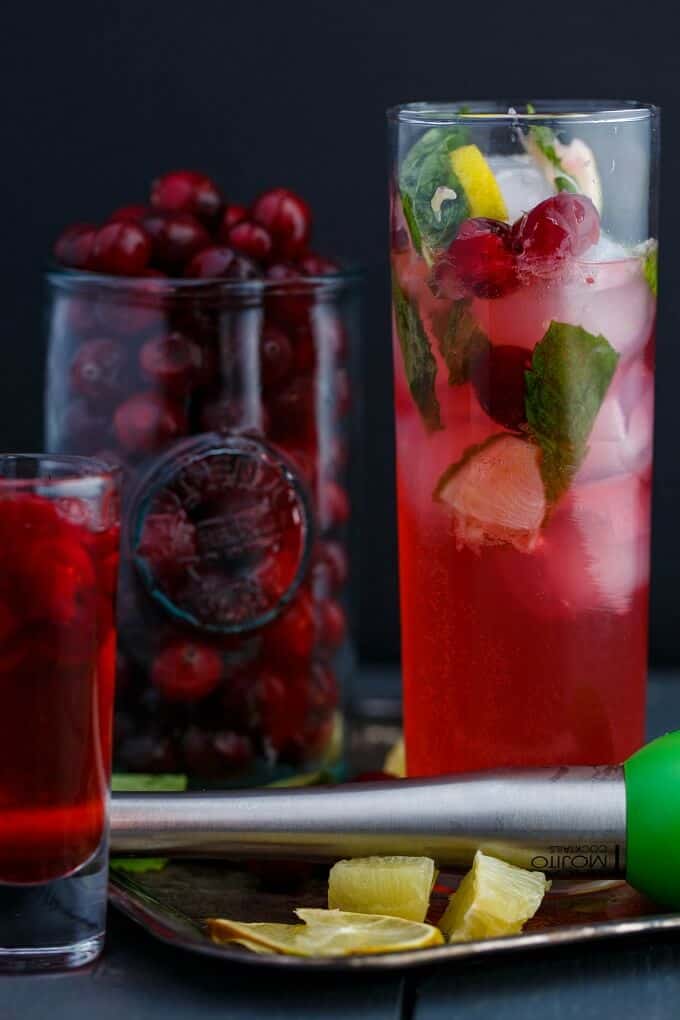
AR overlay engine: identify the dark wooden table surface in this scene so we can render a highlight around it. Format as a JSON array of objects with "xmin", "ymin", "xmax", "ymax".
[{"xmin": 4, "ymin": 668, "xmax": 680, "ymax": 1020}]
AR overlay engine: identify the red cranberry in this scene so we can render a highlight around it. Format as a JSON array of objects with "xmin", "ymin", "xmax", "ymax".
[
  {"xmin": 136, "ymin": 510, "xmax": 198, "ymax": 581},
  {"xmin": 255, "ymin": 668, "xmax": 308, "ymax": 751},
  {"xmin": 139, "ymin": 332, "xmax": 203, "ymax": 395},
  {"xmin": 269, "ymin": 376, "xmax": 316, "ymax": 440},
  {"xmin": 61, "ymin": 399, "xmax": 111, "ymax": 453},
  {"xmin": 514, "ymin": 193, "xmax": 600, "ymax": 274},
  {"xmin": 143, "ymin": 211, "xmax": 211, "ymax": 271},
  {"xmin": 218, "ymin": 204, "xmax": 248, "ymax": 239},
  {"xmin": 309, "ymin": 661, "xmax": 339, "ymax": 713},
  {"xmin": 108, "ymin": 204, "xmax": 148, "ymax": 224},
  {"xmin": 181, "ymin": 726, "xmax": 222, "ymax": 778},
  {"xmin": 252, "ymin": 188, "xmax": 311, "ymax": 259},
  {"xmin": 213, "ymin": 731, "xmax": 253, "ymax": 770},
  {"xmin": 265, "ymin": 263, "xmax": 310, "ymax": 326},
  {"xmin": 62, "ymin": 296, "xmax": 98, "ymax": 336},
  {"xmin": 350, "ymin": 771, "xmax": 395, "ymax": 783},
  {"xmin": 184, "ymin": 245, "xmax": 259, "ymax": 280},
  {"xmin": 152, "ymin": 639, "xmax": 224, "ymax": 702},
  {"xmin": 199, "ymin": 396, "xmax": 270, "ymax": 435},
  {"xmin": 118, "ymin": 733, "xmax": 178, "ymax": 773},
  {"xmin": 70, "ymin": 337, "xmax": 126, "ymax": 401},
  {"xmin": 113, "ymin": 391, "xmax": 187, "ymax": 454},
  {"xmin": 320, "ymin": 600, "xmax": 346, "ymax": 650},
  {"xmin": 53, "ymin": 223, "xmax": 97, "ymax": 269},
  {"xmin": 288, "ymin": 323, "xmax": 316, "ymax": 373},
  {"xmin": 91, "ymin": 221, "xmax": 152, "ymax": 276},
  {"xmin": 440, "ymin": 218, "xmax": 519, "ymax": 299},
  {"xmin": 264, "ymin": 589, "xmax": 316, "ymax": 662},
  {"xmin": 276, "ymin": 441, "xmax": 317, "ymax": 489},
  {"xmin": 150, "ymin": 170, "xmax": 222, "ymax": 223},
  {"xmin": 260, "ymin": 323, "xmax": 293, "ymax": 389},
  {"xmin": 312, "ymin": 540, "xmax": 348, "ymax": 593},
  {"xmin": 320, "ymin": 482, "xmax": 349, "ymax": 530},
  {"xmin": 471, "ymin": 344, "xmax": 530, "ymax": 431},
  {"xmin": 95, "ymin": 269, "xmax": 167, "ymax": 337},
  {"xmin": 298, "ymin": 253, "xmax": 339, "ymax": 275},
  {"xmin": 228, "ymin": 220, "xmax": 273, "ymax": 262},
  {"xmin": 221, "ymin": 670, "xmax": 258, "ymax": 731}
]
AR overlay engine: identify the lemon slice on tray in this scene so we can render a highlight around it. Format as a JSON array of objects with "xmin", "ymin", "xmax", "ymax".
[
  {"xmin": 328, "ymin": 855, "xmax": 436, "ymax": 922},
  {"xmin": 207, "ymin": 909, "xmax": 443, "ymax": 957},
  {"xmin": 383, "ymin": 735, "xmax": 406, "ymax": 778},
  {"xmin": 439, "ymin": 850, "xmax": 550, "ymax": 943}
]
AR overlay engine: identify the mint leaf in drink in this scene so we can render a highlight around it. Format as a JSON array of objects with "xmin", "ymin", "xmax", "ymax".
[
  {"xmin": 399, "ymin": 127, "xmax": 470, "ymax": 253},
  {"xmin": 554, "ymin": 175, "xmax": 578, "ymax": 194},
  {"xmin": 525, "ymin": 321, "xmax": 619, "ymax": 502},
  {"xmin": 431, "ymin": 299, "xmax": 490, "ymax": 386},
  {"xmin": 392, "ymin": 277, "xmax": 442, "ymax": 431},
  {"xmin": 400, "ymin": 191, "xmax": 422, "ymax": 254},
  {"xmin": 524, "ymin": 104, "xmax": 580, "ymax": 194},
  {"xmin": 643, "ymin": 242, "xmax": 658, "ymax": 296}
]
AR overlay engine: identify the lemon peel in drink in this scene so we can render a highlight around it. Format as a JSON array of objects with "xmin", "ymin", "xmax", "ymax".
[{"xmin": 449, "ymin": 145, "xmax": 509, "ymax": 221}]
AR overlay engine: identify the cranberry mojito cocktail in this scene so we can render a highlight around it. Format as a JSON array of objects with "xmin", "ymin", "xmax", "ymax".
[{"xmin": 389, "ymin": 102, "xmax": 658, "ymax": 776}]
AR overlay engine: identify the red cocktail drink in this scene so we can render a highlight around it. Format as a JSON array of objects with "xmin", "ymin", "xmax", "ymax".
[
  {"xmin": 389, "ymin": 102, "xmax": 658, "ymax": 776},
  {"xmin": 0, "ymin": 455, "xmax": 119, "ymax": 971}
]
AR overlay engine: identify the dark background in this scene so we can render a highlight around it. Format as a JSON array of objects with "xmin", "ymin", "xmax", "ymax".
[{"xmin": 1, "ymin": 0, "xmax": 677, "ymax": 665}]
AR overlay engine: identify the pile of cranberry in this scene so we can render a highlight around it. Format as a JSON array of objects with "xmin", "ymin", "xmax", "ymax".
[{"xmin": 49, "ymin": 170, "xmax": 350, "ymax": 783}]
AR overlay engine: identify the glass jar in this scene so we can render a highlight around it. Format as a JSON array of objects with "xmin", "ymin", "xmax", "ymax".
[{"xmin": 45, "ymin": 267, "xmax": 359, "ymax": 786}]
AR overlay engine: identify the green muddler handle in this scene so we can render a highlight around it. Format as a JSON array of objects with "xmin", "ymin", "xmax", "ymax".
[
  {"xmin": 625, "ymin": 730, "xmax": 680, "ymax": 907},
  {"xmin": 110, "ymin": 730, "xmax": 680, "ymax": 909}
]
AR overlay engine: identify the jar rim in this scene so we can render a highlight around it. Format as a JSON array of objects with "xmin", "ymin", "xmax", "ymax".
[
  {"xmin": 45, "ymin": 259, "xmax": 363, "ymax": 296},
  {"xmin": 387, "ymin": 99, "xmax": 659, "ymax": 126}
]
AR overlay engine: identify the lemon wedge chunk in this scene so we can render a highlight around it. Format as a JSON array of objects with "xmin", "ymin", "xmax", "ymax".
[
  {"xmin": 384, "ymin": 735, "xmax": 406, "ymax": 777},
  {"xmin": 328, "ymin": 855, "xmax": 436, "ymax": 922},
  {"xmin": 207, "ymin": 909, "xmax": 443, "ymax": 957},
  {"xmin": 449, "ymin": 145, "xmax": 509, "ymax": 221},
  {"xmin": 439, "ymin": 850, "xmax": 550, "ymax": 943}
]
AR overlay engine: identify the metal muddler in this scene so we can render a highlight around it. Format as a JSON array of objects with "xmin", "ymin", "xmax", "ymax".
[{"xmin": 110, "ymin": 730, "xmax": 680, "ymax": 908}]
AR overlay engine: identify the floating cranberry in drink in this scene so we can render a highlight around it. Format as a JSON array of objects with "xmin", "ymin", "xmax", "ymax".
[{"xmin": 46, "ymin": 169, "xmax": 357, "ymax": 786}]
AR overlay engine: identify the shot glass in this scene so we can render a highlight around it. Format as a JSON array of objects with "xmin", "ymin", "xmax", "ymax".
[{"xmin": 0, "ymin": 454, "xmax": 119, "ymax": 971}]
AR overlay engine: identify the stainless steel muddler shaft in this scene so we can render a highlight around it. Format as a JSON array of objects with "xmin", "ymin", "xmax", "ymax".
[{"xmin": 110, "ymin": 765, "xmax": 626, "ymax": 879}]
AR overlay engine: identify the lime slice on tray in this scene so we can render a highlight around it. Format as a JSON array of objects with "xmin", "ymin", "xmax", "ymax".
[
  {"xmin": 207, "ymin": 909, "xmax": 443, "ymax": 957},
  {"xmin": 439, "ymin": 850, "xmax": 550, "ymax": 943},
  {"xmin": 328, "ymin": 855, "xmax": 436, "ymax": 922}
]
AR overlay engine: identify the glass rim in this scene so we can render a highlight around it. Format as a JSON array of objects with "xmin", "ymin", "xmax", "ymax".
[
  {"xmin": 0, "ymin": 453, "xmax": 121, "ymax": 489},
  {"xmin": 387, "ymin": 99, "xmax": 660, "ymax": 126},
  {"xmin": 45, "ymin": 259, "xmax": 364, "ymax": 296}
]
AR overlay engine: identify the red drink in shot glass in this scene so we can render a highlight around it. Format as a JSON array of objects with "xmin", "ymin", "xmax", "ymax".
[{"xmin": 0, "ymin": 454, "xmax": 119, "ymax": 972}]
